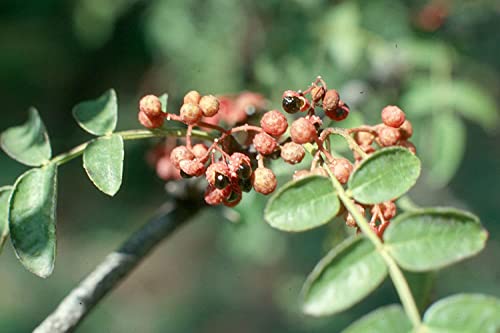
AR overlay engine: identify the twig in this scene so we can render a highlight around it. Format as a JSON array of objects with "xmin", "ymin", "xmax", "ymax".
[{"xmin": 34, "ymin": 200, "xmax": 201, "ymax": 333}]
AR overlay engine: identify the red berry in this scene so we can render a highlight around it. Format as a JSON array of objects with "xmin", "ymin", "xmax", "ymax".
[
  {"xmin": 325, "ymin": 104, "xmax": 350, "ymax": 121},
  {"xmin": 323, "ymin": 89, "xmax": 340, "ymax": 113},
  {"xmin": 378, "ymin": 125, "xmax": 401, "ymax": 146},
  {"xmin": 229, "ymin": 152, "xmax": 252, "ymax": 179},
  {"xmin": 223, "ymin": 186, "xmax": 242, "ymax": 207},
  {"xmin": 253, "ymin": 167, "xmax": 277, "ymax": 195},
  {"xmin": 290, "ymin": 118, "xmax": 316, "ymax": 144},
  {"xmin": 156, "ymin": 156, "xmax": 180, "ymax": 181},
  {"xmin": 180, "ymin": 103, "xmax": 202, "ymax": 125},
  {"xmin": 354, "ymin": 132, "xmax": 374, "ymax": 146},
  {"xmin": 311, "ymin": 86, "xmax": 326, "ymax": 103},
  {"xmin": 179, "ymin": 159, "xmax": 206, "ymax": 177},
  {"xmin": 204, "ymin": 185, "xmax": 231, "ymax": 206},
  {"xmin": 399, "ymin": 140, "xmax": 417, "ymax": 154},
  {"xmin": 330, "ymin": 158, "xmax": 353, "ymax": 184},
  {"xmin": 381, "ymin": 105, "xmax": 406, "ymax": 128},
  {"xmin": 260, "ymin": 110, "xmax": 288, "ymax": 137},
  {"xmin": 139, "ymin": 95, "xmax": 163, "ymax": 118},
  {"xmin": 280, "ymin": 142, "xmax": 305, "ymax": 164},
  {"xmin": 345, "ymin": 204, "xmax": 365, "ymax": 227},
  {"xmin": 374, "ymin": 201, "xmax": 397, "ymax": 220},
  {"xmin": 183, "ymin": 90, "xmax": 201, "ymax": 105},
  {"xmin": 191, "ymin": 143, "xmax": 209, "ymax": 159},
  {"xmin": 170, "ymin": 146, "xmax": 194, "ymax": 168},
  {"xmin": 199, "ymin": 95, "xmax": 220, "ymax": 117},
  {"xmin": 253, "ymin": 132, "xmax": 278, "ymax": 156},
  {"xmin": 399, "ymin": 120, "xmax": 413, "ymax": 139},
  {"xmin": 205, "ymin": 162, "xmax": 230, "ymax": 188},
  {"xmin": 138, "ymin": 111, "xmax": 164, "ymax": 129}
]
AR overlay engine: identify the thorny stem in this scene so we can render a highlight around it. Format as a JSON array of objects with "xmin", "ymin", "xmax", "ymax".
[{"xmin": 324, "ymin": 165, "xmax": 422, "ymax": 329}]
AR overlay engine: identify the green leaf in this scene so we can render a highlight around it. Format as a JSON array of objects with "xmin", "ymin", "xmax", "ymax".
[
  {"xmin": 264, "ymin": 176, "xmax": 340, "ymax": 232},
  {"xmin": 159, "ymin": 93, "xmax": 168, "ymax": 113},
  {"xmin": 0, "ymin": 186, "xmax": 13, "ymax": 253},
  {"xmin": 341, "ymin": 305, "xmax": 412, "ymax": 333},
  {"xmin": 348, "ymin": 147, "xmax": 421, "ymax": 204},
  {"xmin": 302, "ymin": 237, "xmax": 388, "ymax": 316},
  {"xmin": 1, "ymin": 108, "xmax": 52, "ymax": 166},
  {"xmin": 428, "ymin": 113, "xmax": 465, "ymax": 188},
  {"xmin": 83, "ymin": 134, "xmax": 124, "ymax": 196},
  {"xmin": 423, "ymin": 294, "xmax": 500, "ymax": 333},
  {"xmin": 9, "ymin": 164, "xmax": 58, "ymax": 278},
  {"xmin": 384, "ymin": 208, "xmax": 487, "ymax": 271},
  {"xmin": 72, "ymin": 89, "xmax": 118, "ymax": 135}
]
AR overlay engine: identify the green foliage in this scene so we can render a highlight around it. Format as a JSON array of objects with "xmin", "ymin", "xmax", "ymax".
[
  {"xmin": 0, "ymin": 186, "xmax": 12, "ymax": 253},
  {"xmin": 384, "ymin": 208, "xmax": 487, "ymax": 271},
  {"xmin": 83, "ymin": 135, "xmax": 124, "ymax": 196},
  {"xmin": 423, "ymin": 294, "xmax": 500, "ymax": 332},
  {"xmin": 72, "ymin": 89, "xmax": 118, "ymax": 136},
  {"xmin": 9, "ymin": 164, "xmax": 58, "ymax": 278},
  {"xmin": 265, "ymin": 176, "xmax": 340, "ymax": 232},
  {"xmin": 348, "ymin": 147, "xmax": 421, "ymax": 204},
  {"xmin": 302, "ymin": 237, "xmax": 387, "ymax": 316},
  {"xmin": 159, "ymin": 94, "xmax": 168, "ymax": 113},
  {"xmin": 0, "ymin": 108, "xmax": 52, "ymax": 167},
  {"xmin": 341, "ymin": 305, "xmax": 411, "ymax": 333}
]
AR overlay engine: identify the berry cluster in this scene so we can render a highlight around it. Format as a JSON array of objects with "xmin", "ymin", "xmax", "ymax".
[{"xmin": 138, "ymin": 77, "xmax": 417, "ymax": 237}]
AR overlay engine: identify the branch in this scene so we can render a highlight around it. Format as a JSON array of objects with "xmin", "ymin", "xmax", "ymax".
[{"xmin": 34, "ymin": 200, "xmax": 201, "ymax": 333}]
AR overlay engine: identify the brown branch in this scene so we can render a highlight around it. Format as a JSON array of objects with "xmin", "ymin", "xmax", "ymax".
[{"xmin": 34, "ymin": 200, "xmax": 201, "ymax": 333}]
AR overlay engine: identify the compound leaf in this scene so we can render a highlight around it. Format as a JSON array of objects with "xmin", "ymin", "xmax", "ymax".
[
  {"xmin": 0, "ymin": 186, "xmax": 13, "ymax": 253},
  {"xmin": 73, "ymin": 89, "xmax": 118, "ymax": 135},
  {"xmin": 341, "ymin": 305, "xmax": 411, "ymax": 333}
]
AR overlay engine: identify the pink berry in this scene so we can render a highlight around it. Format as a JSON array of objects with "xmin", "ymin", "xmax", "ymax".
[
  {"xmin": 139, "ymin": 95, "xmax": 162, "ymax": 118},
  {"xmin": 170, "ymin": 146, "xmax": 194, "ymax": 169},
  {"xmin": 180, "ymin": 103, "xmax": 202, "ymax": 125},
  {"xmin": 183, "ymin": 90, "xmax": 201, "ymax": 105},
  {"xmin": 280, "ymin": 142, "xmax": 305, "ymax": 164},
  {"xmin": 138, "ymin": 111, "xmax": 164, "ymax": 129},
  {"xmin": 290, "ymin": 118, "xmax": 316, "ymax": 144},
  {"xmin": 381, "ymin": 105, "xmax": 406, "ymax": 128},
  {"xmin": 260, "ymin": 110, "xmax": 288, "ymax": 137},
  {"xmin": 253, "ymin": 132, "xmax": 278, "ymax": 156},
  {"xmin": 378, "ymin": 125, "xmax": 401, "ymax": 146},
  {"xmin": 253, "ymin": 167, "xmax": 277, "ymax": 195},
  {"xmin": 199, "ymin": 95, "xmax": 220, "ymax": 117}
]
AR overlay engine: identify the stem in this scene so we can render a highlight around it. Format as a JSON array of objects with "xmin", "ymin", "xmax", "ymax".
[
  {"xmin": 51, "ymin": 128, "xmax": 215, "ymax": 166},
  {"xmin": 33, "ymin": 200, "xmax": 201, "ymax": 333},
  {"xmin": 324, "ymin": 166, "xmax": 422, "ymax": 328},
  {"xmin": 321, "ymin": 128, "xmax": 367, "ymax": 159}
]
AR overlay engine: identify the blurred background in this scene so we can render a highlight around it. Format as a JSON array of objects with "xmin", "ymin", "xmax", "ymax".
[{"xmin": 1, "ymin": 0, "xmax": 499, "ymax": 332}]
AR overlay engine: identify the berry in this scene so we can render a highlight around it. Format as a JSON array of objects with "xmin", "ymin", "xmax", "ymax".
[
  {"xmin": 253, "ymin": 132, "xmax": 278, "ymax": 156},
  {"xmin": 323, "ymin": 89, "xmax": 340, "ymax": 113},
  {"xmin": 224, "ymin": 187, "xmax": 242, "ymax": 207},
  {"xmin": 170, "ymin": 146, "xmax": 194, "ymax": 168},
  {"xmin": 192, "ymin": 143, "xmax": 209, "ymax": 159},
  {"xmin": 280, "ymin": 142, "xmax": 305, "ymax": 164},
  {"xmin": 311, "ymin": 86, "xmax": 326, "ymax": 103},
  {"xmin": 325, "ymin": 104, "xmax": 350, "ymax": 121},
  {"xmin": 330, "ymin": 158, "xmax": 353, "ymax": 184},
  {"xmin": 399, "ymin": 120, "xmax": 413, "ymax": 139},
  {"xmin": 180, "ymin": 103, "xmax": 202, "ymax": 125},
  {"xmin": 354, "ymin": 132, "xmax": 374, "ymax": 146},
  {"xmin": 183, "ymin": 90, "xmax": 201, "ymax": 105},
  {"xmin": 374, "ymin": 201, "xmax": 397, "ymax": 220},
  {"xmin": 290, "ymin": 118, "xmax": 316, "ymax": 144},
  {"xmin": 204, "ymin": 185, "xmax": 231, "ymax": 206},
  {"xmin": 293, "ymin": 169, "xmax": 311, "ymax": 181},
  {"xmin": 138, "ymin": 111, "xmax": 164, "ymax": 129},
  {"xmin": 260, "ymin": 110, "xmax": 288, "ymax": 137},
  {"xmin": 282, "ymin": 90, "xmax": 303, "ymax": 114},
  {"xmin": 238, "ymin": 177, "xmax": 253, "ymax": 192},
  {"xmin": 381, "ymin": 105, "xmax": 406, "ymax": 128},
  {"xmin": 399, "ymin": 140, "xmax": 417, "ymax": 154},
  {"xmin": 229, "ymin": 153, "xmax": 252, "ymax": 177},
  {"xmin": 179, "ymin": 159, "xmax": 205, "ymax": 177},
  {"xmin": 156, "ymin": 156, "xmax": 180, "ymax": 181},
  {"xmin": 206, "ymin": 162, "xmax": 230, "ymax": 188},
  {"xmin": 139, "ymin": 95, "xmax": 163, "ymax": 118},
  {"xmin": 253, "ymin": 167, "xmax": 277, "ymax": 195},
  {"xmin": 378, "ymin": 125, "xmax": 401, "ymax": 146},
  {"xmin": 299, "ymin": 96, "xmax": 311, "ymax": 112},
  {"xmin": 199, "ymin": 95, "xmax": 220, "ymax": 117}
]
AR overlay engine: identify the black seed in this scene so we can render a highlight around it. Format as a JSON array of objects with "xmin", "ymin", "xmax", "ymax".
[
  {"xmin": 239, "ymin": 178, "xmax": 253, "ymax": 192},
  {"xmin": 237, "ymin": 163, "xmax": 252, "ymax": 179},
  {"xmin": 282, "ymin": 96, "xmax": 302, "ymax": 114},
  {"xmin": 180, "ymin": 170, "xmax": 192, "ymax": 179},
  {"xmin": 335, "ymin": 107, "xmax": 347, "ymax": 118},
  {"xmin": 214, "ymin": 172, "xmax": 230, "ymax": 189}
]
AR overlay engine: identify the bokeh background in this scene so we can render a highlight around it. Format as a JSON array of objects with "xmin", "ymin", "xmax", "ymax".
[{"xmin": 1, "ymin": 0, "xmax": 499, "ymax": 332}]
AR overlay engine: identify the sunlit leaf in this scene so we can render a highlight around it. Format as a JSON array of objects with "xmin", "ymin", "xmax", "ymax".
[
  {"xmin": 1, "ymin": 108, "xmax": 52, "ymax": 166},
  {"xmin": 423, "ymin": 294, "xmax": 500, "ymax": 333},
  {"xmin": 302, "ymin": 237, "xmax": 387, "ymax": 316},
  {"xmin": 348, "ymin": 147, "xmax": 421, "ymax": 204},
  {"xmin": 9, "ymin": 164, "xmax": 58, "ymax": 278},
  {"xmin": 384, "ymin": 208, "xmax": 487, "ymax": 271},
  {"xmin": 83, "ymin": 134, "xmax": 124, "ymax": 196},
  {"xmin": 265, "ymin": 176, "xmax": 340, "ymax": 232},
  {"xmin": 73, "ymin": 89, "xmax": 118, "ymax": 135},
  {"xmin": 341, "ymin": 305, "xmax": 411, "ymax": 333}
]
